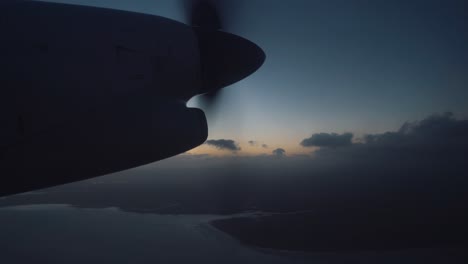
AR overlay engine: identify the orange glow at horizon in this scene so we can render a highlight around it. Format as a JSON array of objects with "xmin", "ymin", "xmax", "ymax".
[{"xmin": 186, "ymin": 139, "xmax": 315, "ymax": 157}]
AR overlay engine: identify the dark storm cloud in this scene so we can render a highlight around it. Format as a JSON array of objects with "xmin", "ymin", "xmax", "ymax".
[
  {"xmin": 205, "ymin": 139, "xmax": 241, "ymax": 151},
  {"xmin": 301, "ymin": 132, "xmax": 353, "ymax": 148},
  {"xmin": 272, "ymin": 148, "xmax": 286, "ymax": 157},
  {"xmin": 248, "ymin": 140, "xmax": 257, "ymax": 146}
]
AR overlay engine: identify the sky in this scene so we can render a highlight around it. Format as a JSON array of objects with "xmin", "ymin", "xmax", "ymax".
[{"xmin": 42, "ymin": 0, "xmax": 468, "ymax": 156}]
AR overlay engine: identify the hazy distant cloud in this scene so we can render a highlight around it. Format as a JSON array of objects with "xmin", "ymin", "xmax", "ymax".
[
  {"xmin": 205, "ymin": 139, "xmax": 241, "ymax": 151},
  {"xmin": 313, "ymin": 112, "xmax": 468, "ymax": 171},
  {"xmin": 296, "ymin": 112, "xmax": 468, "ymax": 220},
  {"xmin": 249, "ymin": 141, "xmax": 269, "ymax": 149},
  {"xmin": 346, "ymin": 112, "xmax": 466, "ymax": 150},
  {"xmin": 361, "ymin": 112, "xmax": 465, "ymax": 147},
  {"xmin": 301, "ymin": 132, "xmax": 353, "ymax": 148},
  {"xmin": 272, "ymin": 148, "xmax": 286, "ymax": 157},
  {"xmin": 248, "ymin": 140, "xmax": 268, "ymax": 148}
]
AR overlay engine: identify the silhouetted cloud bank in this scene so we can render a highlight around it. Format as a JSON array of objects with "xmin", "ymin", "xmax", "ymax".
[
  {"xmin": 205, "ymin": 139, "xmax": 241, "ymax": 151},
  {"xmin": 272, "ymin": 148, "xmax": 286, "ymax": 157},
  {"xmin": 313, "ymin": 112, "xmax": 468, "ymax": 165},
  {"xmin": 362, "ymin": 112, "xmax": 467, "ymax": 147},
  {"xmin": 301, "ymin": 132, "xmax": 353, "ymax": 148},
  {"xmin": 301, "ymin": 112, "xmax": 468, "ymax": 204}
]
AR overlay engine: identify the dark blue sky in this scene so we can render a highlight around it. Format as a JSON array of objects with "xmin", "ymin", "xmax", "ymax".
[{"xmin": 44, "ymin": 0, "xmax": 468, "ymax": 154}]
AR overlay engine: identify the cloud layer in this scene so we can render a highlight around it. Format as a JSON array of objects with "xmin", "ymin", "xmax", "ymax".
[
  {"xmin": 272, "ymin": 148, "xmax": 286, "ymax": 157},
  {"xmin": 205, "ymin": 139, "xmax": 241, "ymax": 151},
  {"xmin": 301, "ymin": 132, "xmax": 353, "ymax": 148},
  {"xmin": 309, "ymin": 113, "xmax": 468, "ymax": 189}
]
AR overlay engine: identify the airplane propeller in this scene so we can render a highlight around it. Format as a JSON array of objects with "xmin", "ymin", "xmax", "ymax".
[
  {"xmin": 184, "ymin": 0, "xmax": 227, "ymax": 112},
  {"xmin": 183, "ymin": 0, "xmax": 265, "ymax": 115},
  {"xmin": 187, "ymin": 0, "xmax": 224, "ymax": 30}
]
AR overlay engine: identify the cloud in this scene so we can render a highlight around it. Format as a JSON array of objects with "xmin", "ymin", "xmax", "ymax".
[
  {"xmin": 205, "ymin": 139, "xmax": 241, "ymax": 151},
  {"xmin": 301, "ymin": 132, "xmax": 353, "ymax": 148},
  {"xmin": 340, "ymin": 112, "xmax": 468, "ymax": 152},
  {"xmin": 311, "ymin": 112, "xmax": 468, "ymax": 178},
  {"xmin": 272, "ymin": 148, "xmax": 286, "ymax": 157},
  {"xmin": 249, "ymin": 141, "xmax": 269, "ymax": 149},
  {"xmin": 361, "ymin": 112, "xmax": 465, "ymax": 147}
]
